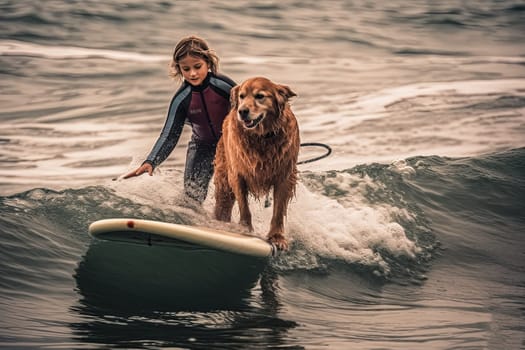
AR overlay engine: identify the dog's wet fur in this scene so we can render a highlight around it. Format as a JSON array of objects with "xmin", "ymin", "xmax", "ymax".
[{"xmin": 214, "ymin": 77, "xmax": 300, "ymax": 250}]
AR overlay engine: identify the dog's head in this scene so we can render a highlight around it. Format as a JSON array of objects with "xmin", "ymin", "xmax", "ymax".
[{"xmin": 230, "ymin": 77, "xmax": 296, "ymax": 134}]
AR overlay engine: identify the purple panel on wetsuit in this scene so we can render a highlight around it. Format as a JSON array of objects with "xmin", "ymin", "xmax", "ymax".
[{"xmin": 188, "ymin": 86, "xmax": 230, "ymax": 144}]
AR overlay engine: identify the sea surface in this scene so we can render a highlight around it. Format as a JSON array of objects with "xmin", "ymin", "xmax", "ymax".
[{"xmin": 1, "ymin": 1, "xmax": 524, "ymax": 349}]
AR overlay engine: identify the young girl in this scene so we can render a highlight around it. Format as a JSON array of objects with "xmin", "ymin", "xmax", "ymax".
[{"xmin": 124, "ymin": 36, "xmax": 236, "ymax": 203}]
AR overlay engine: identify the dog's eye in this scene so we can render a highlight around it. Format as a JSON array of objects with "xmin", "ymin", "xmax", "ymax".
[
  {"xmin": 255, "ymin": 93, "xmax": 265, "ymax": 100},
  {"xmin": 239, "ymin": 93, "xmax": 245, "ymax": 100}
]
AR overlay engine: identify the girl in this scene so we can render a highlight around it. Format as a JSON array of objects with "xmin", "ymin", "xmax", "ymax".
[{"xmin": 124, "ymin": 36, "xmax": 236, "ymax": 203}]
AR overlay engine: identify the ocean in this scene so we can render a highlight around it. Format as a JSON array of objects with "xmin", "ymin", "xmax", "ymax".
[{"xmin": 1, "ymin": 1, "xmax": 524, "ymax": 349}]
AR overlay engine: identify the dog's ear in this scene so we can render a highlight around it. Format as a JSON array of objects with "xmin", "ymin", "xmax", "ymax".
[
  {"xmin": 275, "ymin": 84, "xmax": 296, "ymax": 115},
  {"xmin": 230, "ymin": 85, "xmax": 240, "ymax": 110},
  {"xmin": 277, "ymin": 84, "xmax": 297, "ymax": 101}
]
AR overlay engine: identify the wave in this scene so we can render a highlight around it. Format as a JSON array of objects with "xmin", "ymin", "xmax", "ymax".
[
  {"xmin": 403, "ymin": 147, "xmax": 525, "ymax": 224},
  {"xmin": 388, "ymin": 2, "xmax": 525, "ymax": 29},
  {"xmin": 394, "ymin": 47, "xmax": 468, "ymax": 56},
  {"xmin": 1, "ymin": 147, "xmax": 523, "ymax": 298},
  {"xmin": 4, "ymin": 39, "xmax": 524, "ymax": 68},
  {"xmin": 0, "ymin": 170, "xmax": 435, "ymax": 285},
  {"xmin": 0, "ymin": 40, "xmax": 165, "ymax": 62}
]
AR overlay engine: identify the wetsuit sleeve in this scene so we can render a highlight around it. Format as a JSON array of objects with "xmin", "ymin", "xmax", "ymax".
[{"xmin": 144, "ymin": 86, "xmax": 191, "ymax": 168}]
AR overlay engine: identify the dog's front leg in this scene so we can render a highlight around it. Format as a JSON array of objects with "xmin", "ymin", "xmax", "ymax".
[
  {"xmin": 214, "ymin": 188, "xmax": 235, "ymax": 222},
  {"xmin": 267, "ymin": 183, "xmax": 291, "ymax": 250},
  {"xmin": 214, "ymin": 171, "xmax": 235, "ymax": 222},
  {"xmin": 234, "ymin": 177, "xmax": 253, "ymax": 232}
]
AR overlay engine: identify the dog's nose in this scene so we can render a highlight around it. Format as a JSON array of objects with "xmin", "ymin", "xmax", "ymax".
[{"xmin": 238, "ymin": 108, "xmax": 250, "ymax": 120}]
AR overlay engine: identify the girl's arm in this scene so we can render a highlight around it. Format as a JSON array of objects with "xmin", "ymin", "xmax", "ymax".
[{"xmin": 123, "ymin": 85, "xmax": 190, "ymax": 179}]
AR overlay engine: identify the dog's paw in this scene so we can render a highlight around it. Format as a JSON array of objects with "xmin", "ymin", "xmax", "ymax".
[
  {"xmin": 239, "ymin": 220, "xmax": 254, "ymax": 232},
  {"xmin": 268, "ymin": 233, "xmax": 289, "ymax": 251}
]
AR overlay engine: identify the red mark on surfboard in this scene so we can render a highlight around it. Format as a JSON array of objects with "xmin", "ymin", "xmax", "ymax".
[{"xmin": 127, "ymin": 220, "xmax": 135, "ymax": 228}]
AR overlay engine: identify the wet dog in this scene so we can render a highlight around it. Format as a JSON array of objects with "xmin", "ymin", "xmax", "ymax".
[{"xmin": 214, "ymin": 77, "xmax": 300, "ymax": 250}]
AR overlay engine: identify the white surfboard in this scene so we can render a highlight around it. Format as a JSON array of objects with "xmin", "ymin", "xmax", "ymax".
[{"xmin": 88, "ymin": 218, "xmax": 276, "ymax": 258}]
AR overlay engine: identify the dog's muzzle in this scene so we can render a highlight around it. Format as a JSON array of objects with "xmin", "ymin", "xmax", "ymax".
[{"xmin": 238, "ymin": 108, "xmax": 264, "ymax": 129}]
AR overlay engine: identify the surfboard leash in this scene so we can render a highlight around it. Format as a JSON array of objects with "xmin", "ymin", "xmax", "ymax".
[{"xmin": 297, "ymin": 142, "xmax": 332, "ymax": 165}]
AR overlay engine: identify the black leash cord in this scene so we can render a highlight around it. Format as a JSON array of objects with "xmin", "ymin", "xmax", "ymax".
[{"xmin": 297, "ymin": 142, "xmax": 332, "ymax": 165}]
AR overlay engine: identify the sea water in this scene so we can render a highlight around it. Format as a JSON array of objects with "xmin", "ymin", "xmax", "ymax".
[{"xmin": 1, "ymin": 1, "xmax": 524, "ymax": 349}]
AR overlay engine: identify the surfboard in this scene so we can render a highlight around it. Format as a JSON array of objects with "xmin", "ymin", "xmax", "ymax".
[{"xmin": 88, "ymin": 218, "xmax": 276, "ymax": 258}]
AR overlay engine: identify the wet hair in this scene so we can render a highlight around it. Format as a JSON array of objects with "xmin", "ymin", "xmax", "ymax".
[{"xmin": 169, "ymin": 36, "xmax": 219, "ymax": 80}]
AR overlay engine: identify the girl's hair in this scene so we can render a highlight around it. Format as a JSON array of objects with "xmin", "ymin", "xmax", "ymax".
[{"xmin": 169, "ymin": 36, "xmax": 219, "ymax": 80}]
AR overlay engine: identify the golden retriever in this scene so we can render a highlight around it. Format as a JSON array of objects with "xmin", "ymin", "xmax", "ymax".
[{"xmin": 214, "ymin": 77, "xmax": 300, "ymax": 250}]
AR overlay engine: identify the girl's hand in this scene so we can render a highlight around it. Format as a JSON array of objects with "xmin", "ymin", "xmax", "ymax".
[{"xmin": 123, "ymin": 163, "xmax": 153, "ymax": 179}]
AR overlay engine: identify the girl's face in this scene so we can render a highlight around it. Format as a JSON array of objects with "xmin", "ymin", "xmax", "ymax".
[{"xmin": 178, "ymin": 55, "xmax": 209, "ymax": 86}]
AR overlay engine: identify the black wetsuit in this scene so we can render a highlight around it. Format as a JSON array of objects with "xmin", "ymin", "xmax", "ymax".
[{"xmin": 144, "ymin": 72, "xmax": 236, "ymax": 203}]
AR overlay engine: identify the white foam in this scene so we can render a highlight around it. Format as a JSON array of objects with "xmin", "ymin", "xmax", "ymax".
[
  {"xmin": 295, "ymin": 77, "xmax": 525, "ymax": 170},
  {"xmin": 216, "ymin": 172, "xmax": 421, "ymax": 275},
  {"xmin": 298, "ymin": 78, "xmax": 525, "ymax": 128},
  {"xmin": 389, "ymin": 159, "xmax": 416, "ymax": 177},
  {"xmin": 289, "ymin": 183, "xmax": 419, "ymax": 275},
  {"xmin": 352, "ymin": 79, "xmax": 525, "ymax": 115},
  {"xmin": 0, "ymin": 40, "xmax": 165, "ymax": 62},
  {"xmin": 108, "ymin": 163, "xmax": 421, "ymax": 275}
]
